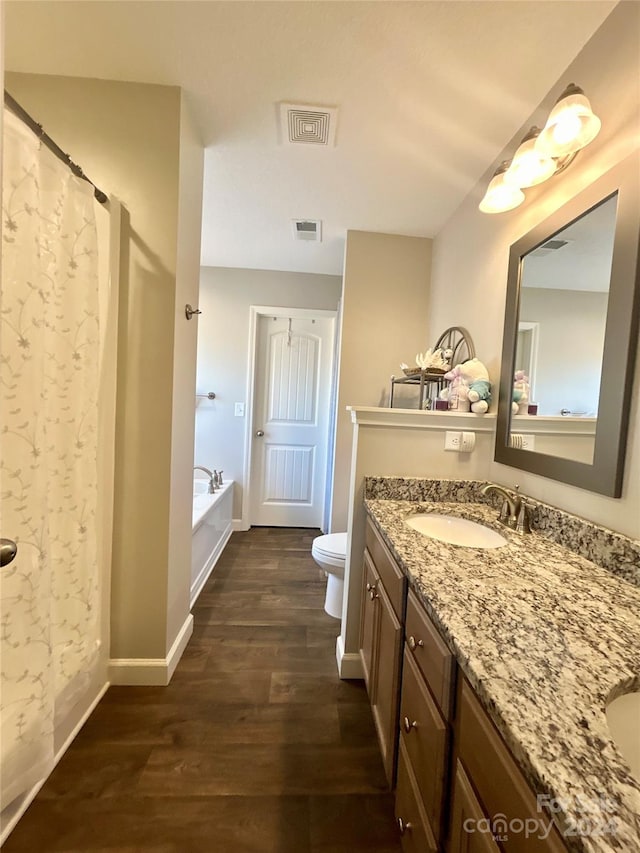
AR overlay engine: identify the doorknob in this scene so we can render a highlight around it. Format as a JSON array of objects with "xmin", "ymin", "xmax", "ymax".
[
  {"xmin": 1, "ymin": 539, "xmax": 18, "ymax": 567},
  {"xmin": 255, "ymin": 430, "xmax": 265, "ymax": 437}
]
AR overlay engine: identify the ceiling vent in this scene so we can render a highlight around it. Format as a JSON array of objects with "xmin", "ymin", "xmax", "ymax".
[
  {"xmin": 292, "ymin": 219, "xmax": 322, "ymax": 242},
  {"xmin": 531, "ymin": 238, "xmax": 570, "ymax": 257},
  {"xmin": 279, "ymin": 103, "xmax": 338, "ymax": 147}
]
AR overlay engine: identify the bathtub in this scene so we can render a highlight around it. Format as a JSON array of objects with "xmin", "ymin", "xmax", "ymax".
[{"xmin": 191, "ymin": 479, "xmax": 233, "ymax": 607}]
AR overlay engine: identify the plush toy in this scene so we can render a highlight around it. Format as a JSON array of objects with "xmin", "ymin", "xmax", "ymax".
[
  {"xmin": 468, "ymin": 379, "xmax": 492, "ymax": 414},
  {"xmin": 440, "ymin": 358, "xmax": 492, "ymax": 414},
  {"xmin": 439, "ymin": 365, "xmax": 470, "ymax": 411},
  {"xmin": 512, "ymin": 370, "xmax": 530, "ymax": 415}
]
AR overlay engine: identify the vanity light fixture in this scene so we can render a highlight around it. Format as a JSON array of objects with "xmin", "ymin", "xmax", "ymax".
[
  {"xmin": 535, "ymin": 83, "xmax": 601, "ymax": 158},
  {"xmin": 479, "ymin": 84, "xmax": 601, "ymax": 214},
  {"xmin": 478, "ymin": 161, "xmax": 525, "ymax": 214},
  {"xmin": 503, "ymin": 127, "xmax": 557, "ymax": 189}
]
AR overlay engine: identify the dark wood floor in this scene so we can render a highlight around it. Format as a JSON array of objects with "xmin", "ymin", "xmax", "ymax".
[{"xmin": 5, "ymin": 527, "xmax": 401, "ymax": 852}]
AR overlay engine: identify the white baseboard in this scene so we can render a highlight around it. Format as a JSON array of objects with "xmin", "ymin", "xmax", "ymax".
[
  {"xmin": 0, "ymin": 680, "xmax": 109, "ymax": 847},
  {"xmin": 233, "ymin": 517, "xmax": 248, "ymax": 531},
  {"xmin": 109, "ymin": 613, "xmax": 194, "ymax": 686},
  {"xmin": 336, "ymin": 634, "xmax": 364, "ymax": 679},
  {"xmin": 190, "ymin": 521, "xmax": 232, "ymax": 607}
]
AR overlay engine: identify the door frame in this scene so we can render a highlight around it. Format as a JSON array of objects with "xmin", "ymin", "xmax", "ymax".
[{"xmin": 242, "ymin": 305, "xmax": 338, "ymax": 531}]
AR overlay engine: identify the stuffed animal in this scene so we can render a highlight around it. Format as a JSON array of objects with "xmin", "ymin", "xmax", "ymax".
[
  {"xmin": 512, "ymin": 370, "xmax": 530, "ymax": 415},
  {"xmin": 440, "ymin": 358, "xmax": 492, "ymax": 414},
  {"xmin": 468, "ymin": 379, "xmax": 492, "ymax": 414},
  {"xmin": 439, "ymin": 364, "xmax": 470, "ymax": 411}
]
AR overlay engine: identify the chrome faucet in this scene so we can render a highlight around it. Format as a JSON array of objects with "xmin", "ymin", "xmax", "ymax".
[
  {"xmin": 194, "ymin": 465, "xmax": 216, "ymax": 493},
  {"xmin": 480, "ymin": 483, "xmax": 531, "ymax": 534}
]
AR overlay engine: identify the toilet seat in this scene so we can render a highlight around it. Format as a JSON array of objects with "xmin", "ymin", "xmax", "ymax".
[{"xmin": 312, "ymin": 532, "xmax": 347, "ymax": 568}]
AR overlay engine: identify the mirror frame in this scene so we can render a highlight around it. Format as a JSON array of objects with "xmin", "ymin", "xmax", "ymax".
[{"xmin": 495, "ymin": 152, "xmax": 640, "ymax": 497}]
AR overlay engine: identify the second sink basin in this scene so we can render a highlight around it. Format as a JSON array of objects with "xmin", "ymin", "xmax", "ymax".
[
  {"xmin": 406, "ymin": 513, "xmax": 508, "ymax": 549},
  {"xmin": 606, "ymin": 692, "xmax": 640, "ymax": 781}
]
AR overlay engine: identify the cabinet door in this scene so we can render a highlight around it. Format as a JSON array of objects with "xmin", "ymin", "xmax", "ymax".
[
  {"xmin": 400, "ymin": 648, "xmax": 448, "ymax": 844},
  {"xmin": 360, "ymin": 550, "xmax": 379, "ymax": 699},
  {"xmin": 456, "ymin": 679, "xmax": 568, "ymax": 853},
  {"xmin": 395, "ymin": 740, "xmax": 438, "ymax": 853},
  {"xmin": 372, "ymin": 582, "xmax": 403, "ymax": 786},
  {"xmin": 449, "ymin": 760, "xmax": 501, "ymax": 853}
]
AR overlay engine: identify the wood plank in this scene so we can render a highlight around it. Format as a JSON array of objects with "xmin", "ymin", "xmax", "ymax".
[{"xmin": 4, "ymin": 528, "xmax": 400, "ymax": 853}]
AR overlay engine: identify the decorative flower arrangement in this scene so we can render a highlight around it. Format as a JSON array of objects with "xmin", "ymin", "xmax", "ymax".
[{"xmin": 400, "ymin": 347, "xmax": 449, "ymax": 375}]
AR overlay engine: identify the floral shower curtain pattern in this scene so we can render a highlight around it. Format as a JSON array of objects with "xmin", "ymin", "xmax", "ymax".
[{"xmin": 1, "ymin": 109, "xmax": 101, "ymax": 809}]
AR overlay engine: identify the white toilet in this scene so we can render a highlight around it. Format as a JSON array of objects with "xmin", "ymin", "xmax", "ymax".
[{"xmin": 311, "ymin": 532, "xmax": 347, "ymax": 619}]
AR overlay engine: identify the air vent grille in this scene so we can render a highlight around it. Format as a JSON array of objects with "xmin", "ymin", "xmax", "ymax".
[
  {"xmin": 279, "ymin": 103, "xmax": 338, "ymax": 146},
  {"xmin": 531, "ymin": 238, "xmax": 570, "ymax": 257},
  {"xmin": 292, "ymin": 219, "xmax": 322, "ymax": 242}
]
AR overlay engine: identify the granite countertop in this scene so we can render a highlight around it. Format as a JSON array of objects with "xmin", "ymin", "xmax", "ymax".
[{"xmin": 364, "ymin": 492, "xmax": 640, "ymax": 853}]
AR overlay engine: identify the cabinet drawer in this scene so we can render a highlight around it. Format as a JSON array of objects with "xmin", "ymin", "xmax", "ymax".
[
  {"xmin": 457, "ymin": 679, "xmax": 568, "ymax": 853},
  {"xmin": 395, "ymin": 740, "xmax": 438, "ymax": 853},
  {"xmin": 365, "ymin": 518, "xmax": 406, "ymax": 620},
  {"xmin": 400, "ymin": 648, "xmax": 448, "ymax": 844},
  {"xmin": 405, "ymin": 589, "xmax": 455, "ymax": 720}
]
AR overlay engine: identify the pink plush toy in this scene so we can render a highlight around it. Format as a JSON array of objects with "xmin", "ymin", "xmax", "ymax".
[
  {"xmin": 439, "ymin": 365, "xmax": 471, "ymax": 411},
  {"xmin": 440, "ymin": 358, "xmax": 492, "ymax": 413},
  {"xmin": 513, "ymin": 370, "xmax": 530, "ymax": 415}
]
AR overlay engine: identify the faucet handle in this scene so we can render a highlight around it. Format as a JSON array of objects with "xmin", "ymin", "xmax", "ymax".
[
  {"xmin": 498, "ymin": 499, "xmax": 511, "ymax": 524},
  {"xmin": 515, "ymin": 499, "xmax": 532, "ymax": 534}
]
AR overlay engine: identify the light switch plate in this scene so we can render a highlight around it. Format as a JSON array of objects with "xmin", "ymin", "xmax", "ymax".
[{"xmin": 234, "ymin": 402, "xmax": 245, "ymax": 417}]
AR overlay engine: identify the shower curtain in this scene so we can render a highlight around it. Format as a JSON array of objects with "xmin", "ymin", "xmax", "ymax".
[{"xmin": 0, "ymin": 108, "xmax": 101, "ymax": 809}]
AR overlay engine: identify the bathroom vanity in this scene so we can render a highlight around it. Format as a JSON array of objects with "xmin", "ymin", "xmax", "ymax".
[{"xmin": 359, "ymin": 478, "xmax": 640, "ymax": 853}]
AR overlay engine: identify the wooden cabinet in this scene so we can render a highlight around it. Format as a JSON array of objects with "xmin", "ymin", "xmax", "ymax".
[
  {"xmin": 361, "ymin": 510, "xmax": 570, "ymax": 853},
  {"xmin": 399, "ymin": 647, "xmax": 449, "ymax": 845},
  {"xmin": 360, "ymin": 551, "xmax": 378, "ymax": 693},
  {"xmin": 360, "ymin": 518, "xmax": 407, "ymax": 786},
  {"xmin": 453, "ymin": 679, "xmax": 568, "ymax": 853},
  {"xmin": 398, "ymin": 590, "xmax": 455, "ymax": 849},
  {"xmin": 395, "ymin": 739, "xmax": 439, "ymax": 853},
  {"xmin": 449, "ymin": 760, "xmax": 501, "ymax": 853}
]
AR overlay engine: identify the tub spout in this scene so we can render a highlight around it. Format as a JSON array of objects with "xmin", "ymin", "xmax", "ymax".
[{"xmin": 194, "ymin": 465, "xmax": 216, "ymax": 493}]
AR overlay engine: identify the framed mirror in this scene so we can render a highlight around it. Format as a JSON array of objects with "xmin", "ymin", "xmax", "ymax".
[{"xmin": 495, "ymin": 153, "xmax": 640, "ymax": 497}]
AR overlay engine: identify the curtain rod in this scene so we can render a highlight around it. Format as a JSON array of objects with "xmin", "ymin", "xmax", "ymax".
[{"xmin": 4, "ymin": 91, "xmax": 108, "ymax": 204}]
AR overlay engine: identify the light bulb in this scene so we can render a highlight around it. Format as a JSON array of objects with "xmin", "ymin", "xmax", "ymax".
[
  {"xmin": 536, "ymin": 84, "xmax": 601, "ymax": 158},
  {"xmin": 479, "ymin": 166, "xmax": 525, "ymax": 214},
  {"xmin": 504, "ymin": 131, "xmax": 557, "ymax": 189},
  {"xmin": 551, "ymin": 111, "xmax": 583, "ymax": 147}
]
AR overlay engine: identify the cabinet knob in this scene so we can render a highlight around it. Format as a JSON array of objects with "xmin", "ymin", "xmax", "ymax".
[
  {"xmin": 408, "ymin": 635, "xmax": 424, "ymax": 651},
  {"xmin": 369, "ymin": 589, "xmax": 379, "ymax": 601},
  {"xmin": 397, "ymin": 816, "xmax": 412, "ymax": 836},
  {"xmin": 366, "ymin": 582, "xmax": 376, "ymax": 591},
  {"xmin": 403, "ymin": 716, "xmax": 417, "ymax": 734}
]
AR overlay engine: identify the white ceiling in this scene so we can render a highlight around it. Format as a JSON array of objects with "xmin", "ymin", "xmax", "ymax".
[{"xmin": 5, "ymin": 1, "xmax": 617, "ymax": 275}]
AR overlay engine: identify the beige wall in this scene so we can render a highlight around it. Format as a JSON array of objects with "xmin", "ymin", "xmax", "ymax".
[
  {"xmin": 330, "ymin": 231, "xmax": 432, "ymax": 531},
  {"xmin": 520, "ymin": 288, "xmax": 608, "ymax": 416},
  {"xmin": 428, "ymin": 2, "xmax": 640, "ymax": 538},
  {"xmin": 195, "ymin": 266, "xmax": 342, "ymax": 521},
  {"xmin": 167, "ymin": 95, "xmax": 204, "ymax": 649},
  {"xmin": 5, "ymin": 72, "xmax": 203, "ymax": 663}
]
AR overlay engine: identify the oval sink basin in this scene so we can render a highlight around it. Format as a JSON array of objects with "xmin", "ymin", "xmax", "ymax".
[
  {"xmin": 405, "ymin": 514, "xmax": 508, "ymax": 549},
  {"xmin": 606, "ymin": 692, "xmax": 640, "ymax": 780}
]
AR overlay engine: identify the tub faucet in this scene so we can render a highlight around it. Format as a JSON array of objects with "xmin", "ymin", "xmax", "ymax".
[
  {"xmin": 480, "ymin": 483, "xmax": 531, "ymax": 533},
  {"xmin": 194, "ymin": 465, "xmax": 216, "ymax": 493}
]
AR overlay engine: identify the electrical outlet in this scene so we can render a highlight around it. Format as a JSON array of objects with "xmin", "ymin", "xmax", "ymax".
[
  {"xmin": 234, "ymin": 402, "xmax": 245, "ymax": 417},
  {"xmin": 444, "ymin": 431, "xmax": 462, "ymax": 451},
  {"xmin": 521, "ymin": 433, "xmax": 535, "ymax": 451}
]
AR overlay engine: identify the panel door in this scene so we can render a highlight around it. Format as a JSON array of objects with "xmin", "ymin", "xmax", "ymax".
[{"xmin": 250, "ymin": 314, "xmax": 334, "ymax": 527}]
